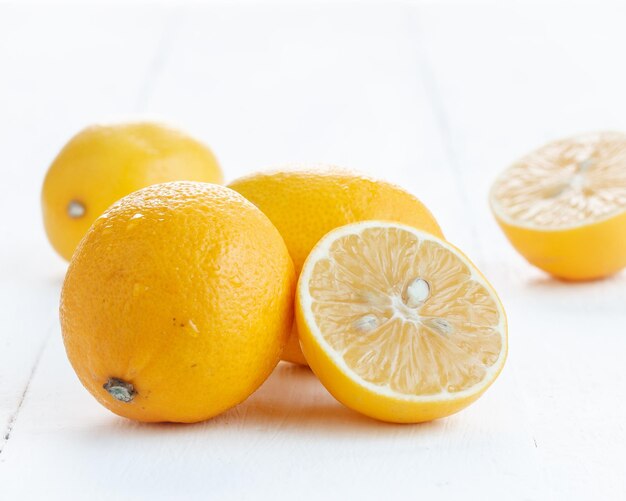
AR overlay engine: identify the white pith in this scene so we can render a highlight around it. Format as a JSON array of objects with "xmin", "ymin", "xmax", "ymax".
[
  {"xmin": 298, "ymin": 221, "xmax": 507, "ymax": 403},
  {"xmin": 490, "ymin": 132, "xmax": 626, "ymax": 231}
]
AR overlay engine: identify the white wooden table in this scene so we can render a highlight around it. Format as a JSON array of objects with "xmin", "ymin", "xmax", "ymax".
[{"xmin": 1, "ymin": 2, "xmax": 625, "ymax": 499}]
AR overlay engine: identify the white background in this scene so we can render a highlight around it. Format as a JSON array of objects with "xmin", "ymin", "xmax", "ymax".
[{"xmin": 1, "ymin": 1, "xmax": 625, "ymax": 499}]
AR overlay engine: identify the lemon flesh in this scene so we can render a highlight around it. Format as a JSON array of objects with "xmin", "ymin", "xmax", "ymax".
[{"xmin": 297, "ymin": 221, "xmax": 507, "ymax": 423}]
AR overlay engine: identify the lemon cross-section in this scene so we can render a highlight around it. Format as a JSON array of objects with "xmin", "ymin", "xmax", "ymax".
[
  {"xmin": 490, "ymin": 132, "xmax": 626, "ymax": 280},
  {"xmin": 296, "ymin": 221, "xmax": 507, "ymax": 423}
]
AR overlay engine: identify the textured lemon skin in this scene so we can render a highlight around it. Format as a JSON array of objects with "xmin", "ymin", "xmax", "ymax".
[
  {"xmin": 61, "ymin": 182, "xmax": 294, "ymax": 423},
  {"xmin": 229, "ymin": 168, "xmax": 443, "ymax": 365},
  {"xmin": 296, "ymin": 224, "xmax": 507, "ymax": 424},
  {"xmin": 42, "ymin": 122, "xmax": 223, "ymax": 261},
  {"xmin": 493, "ymin": 210, "xmax": 626, "ymax": 281}
]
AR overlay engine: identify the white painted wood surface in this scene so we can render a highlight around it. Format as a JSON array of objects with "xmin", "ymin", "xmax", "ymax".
[{"xmin": 1, "ymin": 2, "xmax": 625, "ymax": 499}]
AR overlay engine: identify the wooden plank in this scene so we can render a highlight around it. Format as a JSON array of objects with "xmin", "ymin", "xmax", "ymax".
[{"xmin": 417, "ymin": 3, "xmax": 626, "ymax": 498}]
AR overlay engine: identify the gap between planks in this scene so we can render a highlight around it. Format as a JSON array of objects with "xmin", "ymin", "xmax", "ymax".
[{"xmin": 0, "ymin": 330, "xmax": 51, "ymax": 455}]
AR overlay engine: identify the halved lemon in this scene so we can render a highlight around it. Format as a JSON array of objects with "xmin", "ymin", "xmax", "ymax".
[
  {"xmin": 490, "ymin": 132, "xmax": 626, "ymax": 280},
  {"xmin": 296, "ymin": 221, "xmax": 507, "ymax": 423}
]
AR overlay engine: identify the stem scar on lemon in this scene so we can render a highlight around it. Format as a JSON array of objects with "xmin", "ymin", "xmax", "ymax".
[
  {"xmin": 67, "ymin": 200, "xmax": 86, "ymax": 219},
  {"xmin": 103, "ymin": 378, "xmax": 135, "ymax": 403}
]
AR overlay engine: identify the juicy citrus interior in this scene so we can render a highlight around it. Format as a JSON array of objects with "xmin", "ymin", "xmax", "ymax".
[
  {"xmin": 306, "ymin": 225, "xmax": 504, "ymax": 396},
  {"xmin": 297, "ymin": 222, "xmax": 507, "ymax": 423},
  {"xmin": 491, "ymin": 132, "xmax": 626, "ymax": 229}
]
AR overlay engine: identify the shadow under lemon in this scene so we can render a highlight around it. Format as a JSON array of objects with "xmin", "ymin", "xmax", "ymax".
[
  {"xmin": 71, "ymin": 363, "xmax": 446, "ymax": 438},
  {"xmin": 523, "ymin": 268, "xmax": 626, "ymax": 288}
]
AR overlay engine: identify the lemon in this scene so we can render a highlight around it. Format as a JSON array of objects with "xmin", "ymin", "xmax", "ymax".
[
  {"xmin": 42, "ymin": 122, "xmax": 223, "ymax": 261},
  {"xmin": 490, "ymin": 132, "xmax": 626, "ymax": 280},
  {"xmin": 229, "ymin": 167, "xmax": 443, "ymax": 364},
  {"xmin": 61, "ymin": 182, "xmax": 294, "ymax": 423},
  {"xmin": 296, "ymin": 221, "xmax": 507, "ymax": 423}
]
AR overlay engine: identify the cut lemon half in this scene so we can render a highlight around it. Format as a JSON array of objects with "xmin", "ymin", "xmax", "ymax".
[
  {"xmin": 296, "ymin": 221, "xmax": 507, "ymax": 423},
  {"xmin": 490, "ymin": 132, "xmax": 626, "ymax": 280}
]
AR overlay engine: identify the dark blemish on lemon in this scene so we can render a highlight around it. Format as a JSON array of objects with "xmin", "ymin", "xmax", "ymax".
[{"xmin": 103, "ymin": 377, "xmax": 135, "ymax": 403}]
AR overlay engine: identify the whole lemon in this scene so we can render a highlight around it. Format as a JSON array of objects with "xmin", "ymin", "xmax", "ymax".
[
  {"xmin": 61, "ymin": 182, "xmax": 295, "ymax": 423},
  {"xmin": 42, "ymin": 122, "xmax": 223, "ymax": 261},
  {"xmin": 229, "ymin": 167, "xmax": 443, "ymax": 365}
]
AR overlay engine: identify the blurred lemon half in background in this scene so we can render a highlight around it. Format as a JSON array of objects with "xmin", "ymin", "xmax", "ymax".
[
  {"xmin": 490, "ymin": 132, "xmax": 626, "ymax": 280},
  {"xmin": 42, "ymin": 122, "xmax": 223, "ymax": 261}
]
